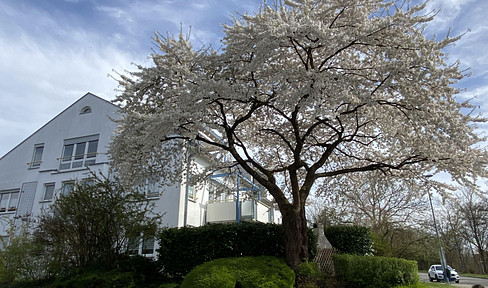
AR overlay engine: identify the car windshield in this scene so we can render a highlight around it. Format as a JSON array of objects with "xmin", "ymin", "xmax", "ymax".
[{"xmin": 435, "ymin": 266, "xmax": 442, "ymax": 270}]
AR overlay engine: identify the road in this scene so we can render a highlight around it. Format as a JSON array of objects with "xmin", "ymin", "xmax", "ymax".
[{"xmin": 419, "ymin": 273, "xmax": 488, "ymax": 287}]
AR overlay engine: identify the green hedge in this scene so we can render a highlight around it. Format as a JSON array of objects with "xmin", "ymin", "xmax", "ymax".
[
  {"xmin": 180, "ymin": 256, "xmax": 295, "ymax": 288},
  {"xmin": 21, "ymin": 255, "xmax": 163, "ymax": 288},
  {"xmin": 324, "ymin": 225, "xmax": 372, "ymax": 255},
  {"xmin": 333, "ymin": 254, "xmax": 419, "ymax": 288},
  {"xmin": 157, "ymin": 222, "xmax": 317, "ymax": 277}
]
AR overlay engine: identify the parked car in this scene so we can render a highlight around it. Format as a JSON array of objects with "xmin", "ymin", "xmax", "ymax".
[{"xmin": 428, "ymin": 265, "xmax": 460, "ymax": 283}]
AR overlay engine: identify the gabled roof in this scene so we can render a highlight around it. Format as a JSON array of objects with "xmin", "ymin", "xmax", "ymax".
[{"xmin": 0, "ymin": 92, "xmax": 119, "ymax": 160}]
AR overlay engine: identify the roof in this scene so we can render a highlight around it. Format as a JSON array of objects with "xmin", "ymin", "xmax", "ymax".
[{"xmin": 0, "ymin": 92, "xmax": 119, "ymax": 160}]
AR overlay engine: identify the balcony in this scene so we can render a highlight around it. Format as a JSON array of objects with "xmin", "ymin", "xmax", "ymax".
[{"xmin": 206, "ymin": 199, "xmax": 276, "ymax": 224}]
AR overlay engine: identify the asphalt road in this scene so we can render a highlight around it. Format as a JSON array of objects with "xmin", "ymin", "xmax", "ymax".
[{"xmin": 419, "ymin": 273, "xmax": 488, "ymax": 287}]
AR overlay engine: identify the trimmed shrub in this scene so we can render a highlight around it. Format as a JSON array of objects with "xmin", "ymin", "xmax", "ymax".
[
  {"xmin": 158, "ymin": 222, "xmax": 317, "ymax": 277},
  {"xmin": 48, "ymin": 255, "xmax": 162, "ymax": 288},
  {"xmin": 324, "ymin": 226, "xmax": 372, "ymax": 255},
  {"xmin": 180, "ymin": 256, "xmax": 294, "ymax": 288},
  {"xmin": 158, "ymin": 283, "xmax": 181, "ymax": 288},
  {"xmin": 298, "ymin": 261, "xmax": 321, "ymax": 277},
  {"xmin": 296, "ymin": 261, "xmax": 328, "ymax": 288},
  {"xmin": 333, "ymin": 254, "xmax": 419, "ymax": 288},
  {"xmin": 0, "ymin": 278, "xmax": 53, "ymax": 288},
  {"xmin": 49, "ymin": 269, "xmax": 135, "ymax": 288}
]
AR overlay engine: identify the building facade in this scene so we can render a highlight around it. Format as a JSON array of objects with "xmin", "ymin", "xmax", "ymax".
[{"xmin": 0, "ymin": 93, "xmax": 280, "ymax": 254}]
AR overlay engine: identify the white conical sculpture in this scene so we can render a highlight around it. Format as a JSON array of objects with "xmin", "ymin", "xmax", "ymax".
[{"xmin": 313, "ymin": 223, "xmax": 333, "ymax": 249}]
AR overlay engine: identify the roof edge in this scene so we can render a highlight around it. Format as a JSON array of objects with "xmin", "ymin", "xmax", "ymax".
[{"xmin": 0, "ymin": 92, "xmax": 119, "ymax": 160}]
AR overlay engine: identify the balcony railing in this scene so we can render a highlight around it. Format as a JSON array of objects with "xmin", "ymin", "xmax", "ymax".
[
  {"xmin": 58, "ymin": 152, "xmax": 98, "ymax": 171},
  {"xmin": 27, "ymin": 161, "xmax": 42, "ymax": 168},
  {"xmin": 206, "ymin": 199, "xmax": 274, "ymax": 224}
]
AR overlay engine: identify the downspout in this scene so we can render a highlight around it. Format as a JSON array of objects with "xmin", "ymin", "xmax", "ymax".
[
  {"xmin": 236, "ymin": 173, "xmax": 240, "ymax": 224},
  {"xmin": 183, "ymin": 146, "xmax": 191, "ymax": 227}
]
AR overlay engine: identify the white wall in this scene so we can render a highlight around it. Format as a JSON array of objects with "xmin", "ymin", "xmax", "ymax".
[
  {"xmin": 0, "ymin": 92, "xmax": 282, "ymax": 239},
  {"xmin": 0, "ymin": 93, "xmax": 119, "ymax": 235}
]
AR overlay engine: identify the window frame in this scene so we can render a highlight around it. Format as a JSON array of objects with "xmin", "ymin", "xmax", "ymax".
[
  {"xmin": 29, "ymin": 144, "xmax": 44, "ymax": 168},
  {"xmin": 146, "ymin": 179, "xmax": 160, "ymax": 198},
  {"xmin": 0, "ymin": 236, "xmax": 9, "ymax": 249},
  {"xmin": 188, "ymin": 185, "xmax": 196, "ymax": 200},
  {"xmin": 141, "ymin": 237, "xmax": 155, "ymax": 255},
  {"xmin": 127, "ymin": 234, "xmax": 155, "ymax": 256},
  {"xmin": 43, "ymin": 183, "xmax": 55, "ymax": 201},
  {"xmin": 61, "ymin": 181, "xmax": 75, "ymax": 196},
  {"xmin": 59, "ymin": 135, "xmax": 99, "ymax": 171},
  {"xmin": 80, "ymin": 106, "xmax": 92, "ymax": 114},
  {"xmin": 136, "ymin": 178, "xmax": 160, "ymax": 198},
  {"xmin": 0, "ymin": 189, "xmax": 20, "ymax": 213}
]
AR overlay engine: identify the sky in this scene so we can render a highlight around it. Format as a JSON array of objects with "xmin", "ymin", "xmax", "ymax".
[{"xmin": 1, "ymin": 0, "xmax": 487, "ymax": 160}]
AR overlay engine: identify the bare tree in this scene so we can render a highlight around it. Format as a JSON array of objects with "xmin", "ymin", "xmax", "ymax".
[
  {"xmin": 458, "ymin": 189, "xmax": 488, "ymax": 274},
  {"xmin": 325, "ymin": 172, "xmax": 428, "ymax": 233}
]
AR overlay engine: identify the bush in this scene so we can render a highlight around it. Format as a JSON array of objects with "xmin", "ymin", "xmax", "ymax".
[
  {"xmin": 298, "ymin": 261, "xmax": 321, "ymax": 277},
  {"xmin": 324, "ymin": 226, "xmax": 372, "ymax": 255},
  {"xmin": 0, "ymin": 278, "xmax": 53, "ymax": 288},
  {"xmin": 49, "ymin": 270, "xmax": 135, "ymax": 288},
  {"xmin": 158, "ymin": 222, "xmax": 317, "ymax": 277},
  {"xmin": 333, "ymin": 254, "xmax": 419, "ymax": 288},
  {"xmin": 34, "ymin": 174, "xmax": 160, "ymax": 272},
  {"xmin": 295, "ymin": 261, "xmax": 328, "ymax": 288},
  {"xmin": 0, "ymin": 220, "xmax": 52, "ymax": 282},
  {"xmin": 114, "ymin": 255, "xmax": 163, "ymax": 286},
  {"xmin": 180, "ymin": 256, "xmax": 294, "ymax": 288},
  {"xmin": 48, "ymin": 255, "xmax": 162, "ymax": 288},
  {"xmin": 158, "ymin": 284, "xmax": 180, "ymax": 288}
]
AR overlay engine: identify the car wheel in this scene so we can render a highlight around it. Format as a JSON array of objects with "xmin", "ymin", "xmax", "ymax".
[
  {"xmin": 436, "ymin": 275, "xmax": 441, "ymax": 282},
  {"xmin": 428, "ymin": 275, "xmax": 433, "ymax": 282},
  {"xmin": 456, "ymin": 280, "xmax": 459, "ymax": 283}
]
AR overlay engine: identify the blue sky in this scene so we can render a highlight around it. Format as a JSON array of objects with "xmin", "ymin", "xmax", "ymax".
[{"xmin": 1, "ymin": 0, "xmax": 487, "ymax": 158}]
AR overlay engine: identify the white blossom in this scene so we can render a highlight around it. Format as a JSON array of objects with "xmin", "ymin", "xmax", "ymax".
[{"xmin": 109, "ymin": 0, "xmax": 487, "ymax": 268}]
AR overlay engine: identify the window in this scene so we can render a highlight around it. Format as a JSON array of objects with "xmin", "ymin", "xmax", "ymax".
[
  {"xmin": 0, "ymin": 236, "xmax": 9, "ymax": 249},
  {"xmin": 61, "ymin": 181, "xmax": 74, "ymax": 196},
  {"xmin": 43, "ymin": 183, "xmax": 55, "ymax": 201},
  {"xmin": 0, "ymin": 190, "xmax": 20, "ymax": 213},
  {"xmin": 142, "ymin": 237, "xmax": 155, "ymax": 255},
  {"xmin": 30, "ymin": 144, "xmax": 44, "ymax": 168},
  {"xmin": 128, "ymin": 234, "xmax": 155, "ymax": 256},
  {"xmin": 208, "ymin": 182, "xmax": 226, "ymax": 202},
  {"xmin": 208, "ymin": 183, "xmax": 217, "ymax": 202},
  {"xmin": 81, "ymin": 178, "xmax": 95, "ymax": 187},
  {"xmin": 146, "ymin": 180, "xmax": 159, "ymax": 198},
  {"xmin": 207, "ymin": 181, "xmax": 230, "ymax": 202},
  {"xmin": 127, "ymin": 237, "xmax": 140, "ymax": 255},
  {"xmin": 59, "ymin": 135, "xmax": 99, "ymax": 170},
  {"xmin": 136, "ymin": 178, "xmax": 160, "ymax": 198},
  {"xmin": 188, "ymin": 185, "xmax": 196, "ymax": 200},
  {"xmin": 80, "ymin": 106, "xmax": 92, "ymax": 114}
]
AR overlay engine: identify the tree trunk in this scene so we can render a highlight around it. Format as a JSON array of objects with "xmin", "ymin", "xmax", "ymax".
[
  {"xmin": 478, "ymin": 247, "xmax": 487, "ymax": 274},
  {"xmin": 280, "ymin": 203, "xmax": 309, "ymax": 272}
]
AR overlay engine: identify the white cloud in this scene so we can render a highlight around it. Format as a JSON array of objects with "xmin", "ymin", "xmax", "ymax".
[
  {"xmin": 424, "ymin": 0, "xmax": 477, "ymax": 32},
  {"xmin": 0, "ymin": 1, "xmax": 143, "ymax": 156},
  {"xmin": 0, "ymin": 0, "xmax": 487, "ymax": 163},
  {"xmin": 95, "ymin": 0, "xmax": 261, "ymax": 49}
]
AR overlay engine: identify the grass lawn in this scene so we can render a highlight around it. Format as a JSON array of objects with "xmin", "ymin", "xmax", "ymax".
[
  {"xmin": 420, "ymin": 283, "xmax": 450, "ymax": 287},
  {"xmin": 397, "ymin": 283, "xmax": 447, "ymax": 288},
  {"xmin": 461, "ymin": 273, "xmax": 488, "ymax": 279},
  {"xmin": 399, "ymin": 272, "xmax": 488, "ymax": 288}
]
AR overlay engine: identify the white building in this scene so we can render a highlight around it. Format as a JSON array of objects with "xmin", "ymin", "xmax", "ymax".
[{"xmin": 0, "ymin": 93, "xmax": 280, "ymax": 254}]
